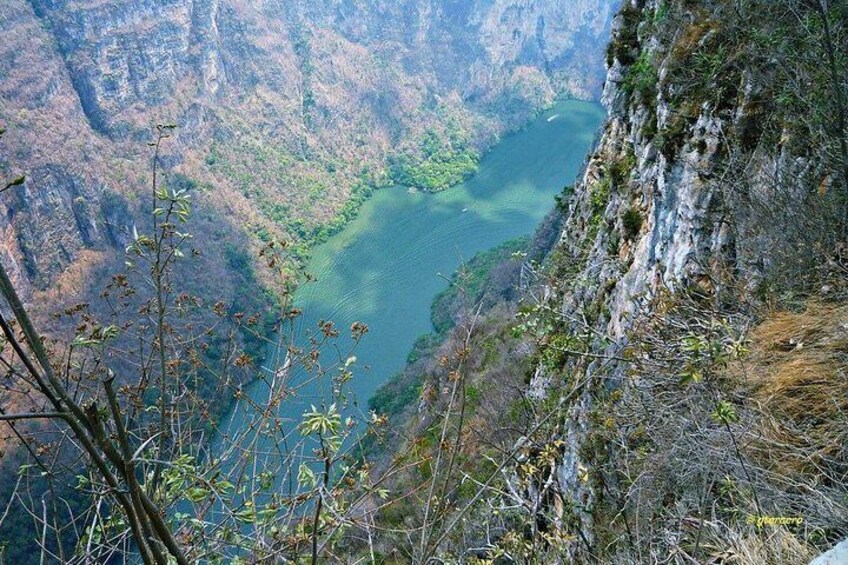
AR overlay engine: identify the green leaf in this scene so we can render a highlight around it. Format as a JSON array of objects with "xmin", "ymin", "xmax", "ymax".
[
  {"xmin": 682, "ymin": 335, "xmax": 707, "ymax": 354},
  {"xmin": 298, "ymin": 463, "xmax": 317, "ymax": 488},
  {"xmin": 679, "ymin": 370, "xmax": 703, "ymax": 386},
  {"xmin": 185, "ymin": 487, "xmax": 209, "ymax": 503},
  {"xmin": 100, "ymin": 325, "xmax": 120, "ymax": 340},
  {"xmin": 234, "ymin": 507, "xmax": 256, "ymax": 524},
  {"xmin": 72, "ymin": 336, "xmax": 99, "ymax": 347},
  {"xmin": 711, "ymin": 400, "xmax": 739, "ymax": 425},
  {"xmin": 216, "ymin": 480, "xmax": 235, "ymax": 492},
  {"xmin": 299, "ymin": 403, "xmax": 341, "ymax": 436},
  {"xmin": 17, "ymin": 464, "xmax": 36, "ymax": 476}
]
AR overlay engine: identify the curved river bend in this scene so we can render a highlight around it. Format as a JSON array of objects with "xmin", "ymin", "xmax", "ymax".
[{"xmin": 226, "ymin": 99, "xmax": 603, "ymax": 443}]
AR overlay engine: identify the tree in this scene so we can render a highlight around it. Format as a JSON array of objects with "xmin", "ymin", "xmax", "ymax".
[{"xmin": 0, "ymin": 127, "xmax": 381, "ymax": 563}]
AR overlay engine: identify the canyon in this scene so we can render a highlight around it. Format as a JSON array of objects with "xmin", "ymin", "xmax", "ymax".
[
  {"xmin": 1, "ymin": 0, "xmax": 846, "ymax": 562},
  {"xmin": 0, "ymin": 0, "xmax": 617, "ymax": 307}
]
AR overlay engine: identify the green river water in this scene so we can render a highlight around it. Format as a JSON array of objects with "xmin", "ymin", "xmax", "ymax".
[{"xmin": 228, "ymin": 99, "xmax": 604, "ymax": 445}]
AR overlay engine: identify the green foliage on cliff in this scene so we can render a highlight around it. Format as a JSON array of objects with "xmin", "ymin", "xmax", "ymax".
[
  {"xmin": 606, "ymin": 3, "xmax": 643, "ymax": 66},
  {"xmin": 621, "ymin": 206, "xmax": 643, "ymax": 240},
  {"xmin": 430, "ymin": 237, "xmax": 530, "ymax": 335},
  {"xmin": 389, "ymin": 127, "xmax": 479, "ymax": 192},
  {"xmin": 622, "ymin": 50, "xmax": 657, "ymax": 101},
  {"xmin": 369, "ymin": 237, "xmax": 529, "ymax": 424}
]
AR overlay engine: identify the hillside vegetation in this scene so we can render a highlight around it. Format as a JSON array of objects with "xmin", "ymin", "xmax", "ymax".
[
  {"xmin": 0, "ymin": 1, "xmax": 620, "ymax": 561},
  {"xmin": 0, "ymin": 0, "xmax": 617, "ymax": 308}
]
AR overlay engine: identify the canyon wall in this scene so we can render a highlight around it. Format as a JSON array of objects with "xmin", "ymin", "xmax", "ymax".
[{"xmin": 0, "ymin": 0, "xmax": 617, "ymax": 305}]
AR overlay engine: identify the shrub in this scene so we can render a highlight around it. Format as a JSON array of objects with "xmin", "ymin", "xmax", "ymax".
[
  {"xmin": 622, "ymin": 50, "xmax": 657, "ymax": 102},
  {"xmin": 622, "ymin": 207, "xmax": 643, "ymax": 240},
  {"xmin": 609, "ymin": 150, "xmax": 637, "ymax": 187},
  {"xmin": 606, "ymin": 4, "xmax": 644, "ymax": 66}
]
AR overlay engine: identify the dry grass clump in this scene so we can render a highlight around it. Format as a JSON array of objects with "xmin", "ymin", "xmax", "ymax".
[
  {"xmin": 715, "ymin": 525, "xmax": 815, "ymax": 564},
  {"xmin": 742, "ymin": 303, "xmax": 848, "ymax": 478},
  {"xmin": 590, "ymin": 294, "xmax": 848, "ymax": 563},
  {"xmin": 670, "ymin": 19, "xmax": 718, "ymax": 61}
]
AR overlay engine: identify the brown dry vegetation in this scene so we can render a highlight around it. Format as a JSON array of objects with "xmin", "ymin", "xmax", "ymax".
[
  {"xmin": 583, "ymin": 291, "xmax": 848, "ymax": 564},
  {"xmin": 743, "ymin": 302, "xmax": 848, "ymax": 483}
]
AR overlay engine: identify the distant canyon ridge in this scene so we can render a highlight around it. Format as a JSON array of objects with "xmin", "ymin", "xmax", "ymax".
[{"xmin": 0, "ymin": 0, "xmax": 617, "ymax": 310}]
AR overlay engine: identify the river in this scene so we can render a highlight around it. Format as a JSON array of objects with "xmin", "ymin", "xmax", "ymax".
[{"xmin": 222, "ymin": 99, "xmax": 603, "ymax": 456}]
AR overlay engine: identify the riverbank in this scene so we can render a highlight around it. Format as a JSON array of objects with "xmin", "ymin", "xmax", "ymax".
[{"xmin": 247, "ymin": 99, "xmax": 605, "ymax": 429}]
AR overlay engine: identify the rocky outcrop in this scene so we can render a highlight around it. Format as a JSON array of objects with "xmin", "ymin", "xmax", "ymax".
[
  {"xmin": 521, "ymin": 0, "xmax": 846, "ymax": 558},
  {"xmin": 811, "ymin": 539, "xmax": 848, "ymax": 565}
]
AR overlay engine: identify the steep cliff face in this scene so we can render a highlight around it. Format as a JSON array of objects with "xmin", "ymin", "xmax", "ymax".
[
  {"xmin": 0, "ymin": 0, "xmax": 617, "ymax": 305},
  {"xmin": 526, "ymin": 0, "xmax": 848, "ymax": 560},
  {"xmin": 368, "ymin": 0, "xmax": 847, "ymax": 560},
  {"xmin": 316, "ymin": 1, "xmax": 846, "ymax": 560}
]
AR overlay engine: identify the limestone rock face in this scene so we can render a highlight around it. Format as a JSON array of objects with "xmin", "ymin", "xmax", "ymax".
[
  {"xmin": 0, "ymin": 0, "xmax": 618, "ymax": 300},
  {"xmin": 810, "ymin": 539, "xmax": 848, "ymax": 565},
  {"xmin": 524, "ymin": 0, "xmax": 834, "ymax": 553}
]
